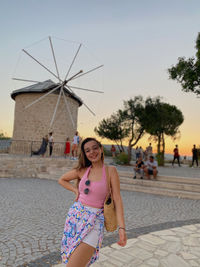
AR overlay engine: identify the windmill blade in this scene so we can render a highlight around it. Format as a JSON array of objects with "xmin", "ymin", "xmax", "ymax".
[
  {"xmin": 50, "ymin": 86, "xmax": 63, "ymax": 128},
  {"xmin": 49, "ymin": 36, "xmax": 61, "ymax": 82},
  {"xmin": 62, "ymin": 89, "xmax": 75, "ymax": 129},
  {"xmin": 25, "ymin": 84, "xmax": 61, "ymax": 109},
  {"xmin": 64, "ymin": 43, "xmax": 82, "ymax": 81},
  {"xmin": 22, "ymin": 49, "xmax": 61, "ymax": 82},
  {"xmin": 66, "ymin": 85, "xmax": 95, "ymax": 116},
  {"xmin": 69, "ymin": 85, "xmax": 104, "ymax": 94},
  {"xmin": 66, "ymin": 70, "xmax": 83, "ymax": 83},
  {"xmin": 65, "ymin": 85, "xmax": 81, "ymax": 98},
  {"xmin": 70, "ymin": 65, "xmax": 103, "ymax": 81},
  {"xmin": 82, "ymin": 102, "xmax": 96, "ymax": 116}
]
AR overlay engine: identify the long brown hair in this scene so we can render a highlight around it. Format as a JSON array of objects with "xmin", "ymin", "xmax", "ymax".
[{"xmin": 75, "ymin": 137, "xmax": 104, "ymax": 171}]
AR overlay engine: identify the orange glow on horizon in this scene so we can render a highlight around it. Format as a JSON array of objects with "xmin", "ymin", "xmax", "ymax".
[
  {"xmin": 3, "ymin": 113, "xmax": 199, "ymax": 157},
  {"xmin": 78, "ymin": 127, "xmax": 197, "ymax": 157}
]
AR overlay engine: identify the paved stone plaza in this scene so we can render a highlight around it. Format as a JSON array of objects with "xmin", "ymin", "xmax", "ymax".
[
  {"xmin": 54, "ymin": 224, "xmax": 200, "ymax": 267},
  {"xmin": 1, "ymin": 171, "xmax": 200, "ymax": 267}
]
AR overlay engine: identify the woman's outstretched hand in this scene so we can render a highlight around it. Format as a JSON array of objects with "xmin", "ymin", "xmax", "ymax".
[{"xmin": 117, "ymin": 228, "xmax": 127, "ymax": 247}]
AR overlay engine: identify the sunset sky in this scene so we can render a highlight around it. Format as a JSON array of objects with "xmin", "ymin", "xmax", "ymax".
[{"xmin": 1, "ymin": 0, "xmax": 200, "ymax": 156}]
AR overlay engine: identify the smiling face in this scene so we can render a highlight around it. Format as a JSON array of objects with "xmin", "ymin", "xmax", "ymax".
[{"xmin": 83, "ymin": 140, "xmax": 103, "ymax": 163}]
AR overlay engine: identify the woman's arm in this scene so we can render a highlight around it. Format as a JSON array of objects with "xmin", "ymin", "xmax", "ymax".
[
  {"xmin": 109, "ymin": 166, "xmax": 127, "ymax": 247},
  {"xmin": 58, "ymin": 169, "xmax": 80, "ymax": 199}
]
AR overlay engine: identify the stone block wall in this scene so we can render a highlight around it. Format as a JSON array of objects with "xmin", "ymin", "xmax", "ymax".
[
  {"xmin": 11, "ymin": 92, "xmax": 79, "ymax": 154},
  {"xmin": 0, "ymin": 155, "xmax": 76, "ymax": 179}
]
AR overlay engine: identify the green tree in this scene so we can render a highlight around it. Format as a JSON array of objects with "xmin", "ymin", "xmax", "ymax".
[
  {"xmin": 95, "ymin": 96, "xmax": 184, "ymax": 165},
  {"xmin": 95, "ymin": 96, "xmax": 147, "ymax": 163},
  {"xmin": 94, "ymin": 112, "xmax": 130, "ymax": 152},
  {"xmin": 120, "ymin": 96, "xmax": 146, "ymax": 163},
  {"xmin": 144, "ymin": 97, "xmax": 184, "ymax": 165},
  {"xmin": 168, "ymin": 33, "xmax": 200, "ymax": 96}
]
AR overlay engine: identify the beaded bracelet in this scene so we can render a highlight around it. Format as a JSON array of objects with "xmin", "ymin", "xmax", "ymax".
[{"xmin": 118, "ymin": 227, "xmax": 126, "ymax": 231}]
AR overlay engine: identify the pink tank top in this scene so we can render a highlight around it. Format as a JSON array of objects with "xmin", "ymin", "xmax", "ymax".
[{"xmin": 78, "ymin": 165, "xmax": 108, "ymax": 209}]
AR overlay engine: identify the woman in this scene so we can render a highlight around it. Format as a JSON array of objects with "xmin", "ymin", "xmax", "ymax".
[
  {"xmin": 110, "ymin": 144, "xmax": 116, "ymax": 158},
  {"xmin": 58, "ymin": 137, "xmax": 127, "ymax": 267},
  {"xmin": 32, "ymin": 135, "xmax": 48, "ymax": 157},
  {"xmin": 64, "ymin": 137, "xmax": 70, "ymax": 158}
]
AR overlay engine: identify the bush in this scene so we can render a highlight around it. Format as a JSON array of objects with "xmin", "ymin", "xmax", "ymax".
[
  {"xmin": 115, "ymin": 152, "xmax": 129, "ymax": 165},
  {"xmin": 103, "ymin": 146, "xmax": 112, "ymax": 157},
  {"xmin": 0, "ymin": 132, "xmax": 10, "ymax": 140}
]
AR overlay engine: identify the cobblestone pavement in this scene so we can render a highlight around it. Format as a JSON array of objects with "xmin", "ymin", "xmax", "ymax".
[
  {"xmin": 1, "ymin": 177, "xmax": 200, "ymax": 266},
  {"xmin": 54, "ymin": 224, "xmax": 200, "ymax": 267}
]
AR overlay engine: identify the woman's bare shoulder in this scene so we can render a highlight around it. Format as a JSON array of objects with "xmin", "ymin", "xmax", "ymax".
[
  {"xmin": 107, "ymin": 165, "xmax": 118, "ymax": 176},
  {"xmin": 77, "ymin": 167, "xmax": 88, "ymax": 179},
  {"xmin": 107, "ymin": 165, "xmax": 117, "ymax": 172},
  {"xmin": 108, "ymin": 166, "xmax": 120, "ymax": 187}
]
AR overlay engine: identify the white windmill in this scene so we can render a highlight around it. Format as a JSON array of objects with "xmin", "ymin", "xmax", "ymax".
[{"xmin": 12, "ymin": 36, "xmax": 104, "ymax": 132}]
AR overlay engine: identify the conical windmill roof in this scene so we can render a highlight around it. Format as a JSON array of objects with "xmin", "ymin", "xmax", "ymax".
[{"xmin": 11, "ymin": 79, "xmax": 82, "ymax": 106}]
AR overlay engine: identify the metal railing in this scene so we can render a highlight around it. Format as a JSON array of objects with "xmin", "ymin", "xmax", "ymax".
[
  {"xmin": 9, "ymin": 139, "xmax": 72, "ymax": 157},
  {"xmin": 0, "ymin": 139, "xmax": 12, "ymax": 153}
]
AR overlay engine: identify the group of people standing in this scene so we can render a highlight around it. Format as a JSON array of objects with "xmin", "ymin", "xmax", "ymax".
[
  {"xmin": 64, "ymin": 131, "xmax": 81, "ymax": 160},
  {"xmin": 135, "ymin": 143, "xmax": 153, "ymax": 161},
  {"xmin": 134, "ymin": 144, "xmax": 199, "ymax": 180},
  {"xmin": 172, "ymin": 144, "xmax": 199, "ymax": 167},
  {"xmin": 32, "ymin": 131, "xmax": 81, "ymax": 159},
  {"xmin": 134, "ymin": 143, "xmax": 199, "ymax": 176}
]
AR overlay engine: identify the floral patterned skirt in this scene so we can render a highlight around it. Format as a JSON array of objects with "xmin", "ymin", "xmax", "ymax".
[{"xmin": 61, "ymin": 201, "xmax": 104, "ymax": 266}]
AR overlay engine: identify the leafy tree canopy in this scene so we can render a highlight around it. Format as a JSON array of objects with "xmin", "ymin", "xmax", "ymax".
[
  {"xmin": 95, "ymin": 96, "xmax": 147, "ymax": 161},
  {"xmin": 143, "ymin": 97, "xmax": 184, "ymax": 165},
  {"xmin": 94, "ymin": 96, "xmax": 184, "ymax": 165},
  {"xmin": 168, "ymin": 33, "xmax": 200, "ymax": 95},
  {"xmin": 144, "ymin": 97, "xmax": 184, "ymax": 138},
  {"xmin": 94, "ymin": 111, "xmax": 130, "ymax": 151},
  {"xmin": 120, "ymin": 96, "xmax": 146, "ymax": 147}
]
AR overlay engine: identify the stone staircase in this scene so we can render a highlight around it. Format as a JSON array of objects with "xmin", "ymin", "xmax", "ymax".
[
  {"xmin": 1, "ymin": 155, "xmax": 200, "ymax": 200},
  {"xmin": 42, "ymin": 167, "xmax": 200, "ymax": 200},
  {"xmin": 118, "ymin": 170, "xmax": 200, "ymax": 200}
]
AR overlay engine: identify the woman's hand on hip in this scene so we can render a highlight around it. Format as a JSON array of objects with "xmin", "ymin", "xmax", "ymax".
[
  {"xmin": 74, "ymin": 188, "xmax": 79, "ymax": 201},
  {"xmin": 117, "ymin": 228, "xmax": 127, "ymax": 247}
]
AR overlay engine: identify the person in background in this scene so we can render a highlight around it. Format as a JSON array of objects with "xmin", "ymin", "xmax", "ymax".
[
  {"xmin": 133, "ymin": 155, "xmax": 144, "ymax": 179},
  {"xmin": 146, "ymin": 143, "xmax": 153, "ymax": 160},
  {"xmin": 191, "ymin": 144, "xmax": 198, "ymax": 167},
  {"xmin": 135, "ymin": 146, "xmax": 140, "ymax": 160},
  {"xmin": 71, "ymin": 131, "xmax": 80, "ymax": 160},
  {"xmin": 111, "ymin": 145, "xmax": 116, "ymax": 158},
  {"xmin": 32, "ymin": 135, "xmax": 48, "ymax": 157},
  {"xmin": 49, "ymin": 132, "xmax": 54, "ymax": 157},
  {"xmin": 78, "ymin": 135, "xmax": 82, "ymax": 150},
  {"xmin": 143, "ymin": 149, "xmax": 148, "ymax": 162},
  {"xmin": 144, "ymin": 155, "xmax": 158, "ymax": 180},
  {"xmin": 172, "ymin": 144, "xmax": 181, "ymax": 167},
  {"xmin": 139, "ymin": 146, "xmax": 144, "ymax": 159},
  {"xmin": 183, "ymin": 155, "xmax": 187, "ymax": 164},
  {"xmin": 64, "ymin": 137, "xmax": 70, "ymax": 158}
]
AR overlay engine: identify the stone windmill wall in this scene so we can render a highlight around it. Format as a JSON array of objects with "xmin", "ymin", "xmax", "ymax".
[{"xmin": 10, "ymin": 80, "xmax": 82, "ymax": 155}]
